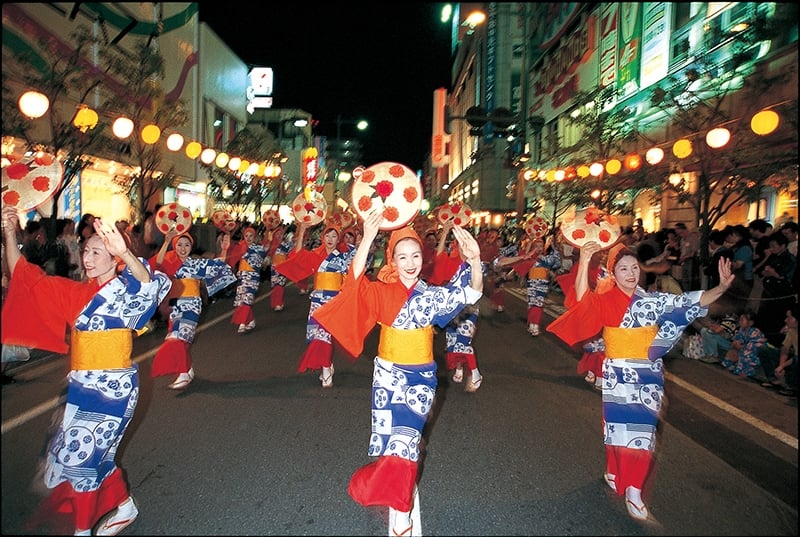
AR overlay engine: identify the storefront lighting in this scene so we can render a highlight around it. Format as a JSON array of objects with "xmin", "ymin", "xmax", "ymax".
[
  {"xmin": 112, "ymin": 117, "xmax": 134, "ymax": 139},
  {"xmin": 18, "ymin": 91, "xmax": 50, "ymax": 119}
]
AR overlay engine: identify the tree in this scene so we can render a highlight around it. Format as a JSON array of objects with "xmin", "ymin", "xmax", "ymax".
[
  {"xmin": 2, "ymin": 26, "xmax": 110, "ymax": 241},
  {"xmin": 647, "ymin": 42, "xmax": 797, "ymax": 266},
  {"xmin": 203, "ymin": 126, "xmax": 284, "ymax": 222},
  {"xmin": 99, "ymin": 40, "xmax": 189, "ymax": 224}
]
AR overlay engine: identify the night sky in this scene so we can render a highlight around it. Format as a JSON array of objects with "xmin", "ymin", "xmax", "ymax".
[{"xmin": 198, "ymin": 3, "xmax": 453, "ymax": 171}]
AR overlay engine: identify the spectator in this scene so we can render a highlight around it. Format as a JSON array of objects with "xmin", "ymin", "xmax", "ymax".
[
  {"xmin": 760, "ymin": 304, "xmax": 797, "ymax": 395},
  {"xmin": 704, "ymin": 228, "xmax": 734, "ymax": 289},
  {"xmin": 720, "ymin": 309, "xmax": 767, "ymax": 379},
  {"xmin": 780, "ymin": 221, "xmax": 798, "ymax": 257},
  {"xmin": 420, "ymin": 228, "xmax": 438, "ymax": 282},
  {"xmin": 698, "ymin": 312, "xmax": 738, "ymax": 363},
  {"xmin": 675, "ymin": 222, "xmax": 701, "ymax": 291},
  {"xmin": 143, "ymin": 206, "xmax": 165, "ymax": 257},
  {"xmin": 725, "ymin": 224, "xmax": 754, "ymax": 303},
  {"xmin": 76, "ymin": 213, "xmax": 96, "ymax": 249},
  {"xmin": 756, "ymin": 231, "xmax": 797, "ymax": 346},
  {"xmin": 21, "ymin": 219, "xmax": 48, "ymax": 269},
  {"xmin": 55, "ymin": 218, "xmax": 83, "ymax": 280}
]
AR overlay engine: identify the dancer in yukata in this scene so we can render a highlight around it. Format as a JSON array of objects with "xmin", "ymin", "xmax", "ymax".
[
  {"xmin": 1, "ymin": 205, "xmax": 171, "ymax": 536},
  {"xmin": 273, "ymin": 222, "xmax": 356, "ymax": 387},
  {"xmin": 313, "ymin": 211, "xmax": 483, "ymax": 537},
  {"xmin": 548, "ymin": 241, "xmax": 734, "ymax": 522},
  {"xmin": 149, "ymin": 229, "xmax": 236, "ymax": 389},
  {"xmin": 227, "ymin": 226, "xmax": 268, "ymax": 333}
]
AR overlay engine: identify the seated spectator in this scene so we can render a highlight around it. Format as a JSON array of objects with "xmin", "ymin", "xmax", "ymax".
[
  {"xmin": 720, "ymin": 309, "xmax": 767, "ymax": 379},
  {"xmin": 760, "ymin": 305, "xmax": 798, "ymax": 395},
  {"xmin": 699, "ymin": 312, "xmax": 738, "ymax": 363}
]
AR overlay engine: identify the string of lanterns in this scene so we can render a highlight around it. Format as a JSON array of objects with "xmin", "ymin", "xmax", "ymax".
[
  {"xmin": 15, "ymin": 90, "xmax": 285, "ymax": 179},
  {"xmin": 517, "ymin": 108, "xmax": 783, "ymax": 183}
]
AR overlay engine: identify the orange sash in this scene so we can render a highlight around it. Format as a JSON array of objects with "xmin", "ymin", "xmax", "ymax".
[
  {"xmin": 314, "ymin": 272, "xmax": 343, "ymax": 291},
  {"xmin": 70, "ymin": 329, "xmax": 132, "ymax": 370},
  {"xmin": 377, "ymin": 325, "xmax": 433, "ymax": 365},
  {"xmin": 603, "ymin": 325, "xmax": 658, "ymax": 360}
]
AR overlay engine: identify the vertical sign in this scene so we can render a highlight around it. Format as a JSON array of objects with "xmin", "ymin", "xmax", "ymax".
[
  {"xmin": 599, "ymin": 3, "xmax": 618, "ymax": 88},
  {"xmin": 617, "ymin": 2, "xmax": 642, "ymax": 98},
  {"xmin": 640, "ymin": 3, "xmax": 671, "ymax": 89},
  {"xmin": 484, "ymin": 3, "xmax": 498, "ymax": 143},
  {"xmin": 431, "ymin": 88, "xmax": 450, "ymax": 168}
]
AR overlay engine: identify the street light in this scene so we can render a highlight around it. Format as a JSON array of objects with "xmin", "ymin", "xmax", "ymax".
[{"xmin": 332, "ymin": 114, "xmax": 368, "ymax": 197}]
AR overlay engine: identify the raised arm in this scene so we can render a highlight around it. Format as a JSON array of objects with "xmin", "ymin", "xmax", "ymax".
[
  {"xmin": 293, "ymin": 223, "xmax": 307, "ymax": 253},
  {"xmin": 575, "ymin": 241, "xmax": 602, "ymax": 301},
  {"xmin": 451, "ymin": 225, "xmax": 483, "ymax": 293},
  {"xmin": 350, "ymin": 211, "xmax": 382, "ymax": 280},
  {"xmin": 700, "ymin": 256, "xmax": 735, "ymax": 307},
  {"xmin": 93, "ymin": 217, "xmax": 151, "ymax": 283},
  {"xmin": 1, "ymin": 206, "xmax": 23, "ymax": 276}
]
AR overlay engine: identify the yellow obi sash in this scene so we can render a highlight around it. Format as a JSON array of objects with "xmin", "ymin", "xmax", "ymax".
[
  {"xmin": 272, "ymin": 253, "xmax": 287, "ymax": 264},
  {"xmin": 314, "ymin": 272, "xmax": 344, "ymax": 291},
  {"xmin": 603, "ymin": 325, "xmax": 658, "ymax": 360},
  {"xmin": 168, "ymin": 278, "xmax": 201, "ymax": 300},
  {"xmin": 529, "ymin": 267, "xmax": 548, "ymax": 279},
  {"xmin": 70, "ymin": 329, "xmax": 133, "ymax": 370},
  {"xmin": 239, "ymin": 260, "xmax": 254, "ymax": 272},
  {"xmin": 377, "ymin": 325, "xmax": 434, "ymax": 365}
]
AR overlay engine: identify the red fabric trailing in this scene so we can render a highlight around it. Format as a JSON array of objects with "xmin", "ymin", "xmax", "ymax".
[
  {"xmin": 605, "ymin": 445, "xmax": 653, "ymax": 497},
  {"xmin": 25, "ymin": 468, "xmax": 128, "ymax": 533},
  {"xmin": 445, "ymin": 352, "xmax": 476, "ymax": 370},
  {"xmin": 577, "ymin": 350, "xmax": 605, "ymax": 376},
  {"xmin": 527, "ymin": 306, "xmax": 543, "ymax": 324},
  {"xmin": 270, "ymin": 285, "xmax": 285, "ymax": 308},
  {"xmin": 231, "ymin": 304, "xmax": 253, "ymax": 325},
  {"xmin": 151, "ymin": 339, "xmax": 191, "ymax": 377},
  {"xmin": 297, "ymin": 339, "xmax": 334, "ymax": 372},
  {"xmin": 348, "ymin": 455, "xmax": 418, "ymax": 511}
]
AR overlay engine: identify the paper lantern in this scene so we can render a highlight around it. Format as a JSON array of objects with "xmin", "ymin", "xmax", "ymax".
[
  {"xmin": 705, "ymin": 127, "xmax": 730, "ymax": 148},
  {"xmin": 200, "ymin": 148, "xmax": 216, "ymax": 164},
  {"xmin": 73, "ymin": 105, "xmax": 98, "ymax": 132},
  {"xmin": 18, "ymin": 91, "xmax": 49, "ymax": 119},
  {"xmin": 672, "ymin": 139, "xmax": 693, "ymax": 159},
  {"xmin": 645, "ymin": 147, "xmax": 664, "ymax": 165},
  {"xmin": 185, "ymin": 141, "xmax": 202, "ymax": 159},
  {"xmin": 112, "ymin": 117, "xmax": 134, "ymax": 139},
  {"xmin": 605, "ymin": 159, "xmax": 622, "ymax": 174},
  {"xmin": 577, "ymin": 165, "xmax": 591, "ymax": 178},
  {"xmin": 141, "ymin": 124, "xmax": 161, "ymax": 144},
  {"xmin": 228, "ymin": 157, "xmax": 241, "ymax": 171},
  {"xmin": 589, "ymin": 162, "xmax": 604, "ymax": 177},
  {"xmin": 166, "ymin": 132, "xmax": 184, "ymax": 151},
  {"xmin": 750, "ymin": 110, "xmax": 779, "ymax": 136},
  {"xmin": 215, "ymin": 152, "xmax": 230, "ymax": 168}
]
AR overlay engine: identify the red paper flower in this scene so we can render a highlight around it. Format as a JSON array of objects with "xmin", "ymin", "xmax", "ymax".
[
  {"xmin": 389, "ymin": 165, "xmax": 405, "ymax": 177},
  {"xmin": 5, "ymin": 162, "xmax": 31, "ymax": 180},
  {"xmin": 358, "ymin": 196, "xmax": 373, "ymax": 212},
  {"xmin": 383, "ymin": 206, "xmax": 400, "ymax": 222},
  {"xmin": 2, "ymin": 191, "xmax": 20, "ymax": 205},
  {"xmin": 374, "ymin": 180, "xmax": 394, "ymax": 200},
  {"xmin": 403, "ymin": 187, "xmax": 418, "ymax": 202},
  {"xmin": 32, "ymin": 175, "xmax": 52, "ymax": 192}
]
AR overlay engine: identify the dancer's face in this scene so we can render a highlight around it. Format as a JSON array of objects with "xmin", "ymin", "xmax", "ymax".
[{"xmin": 393, "ymin": 238, "xmax": 423, "ymax": 286}]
